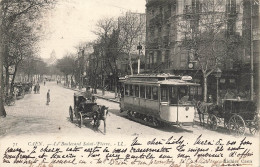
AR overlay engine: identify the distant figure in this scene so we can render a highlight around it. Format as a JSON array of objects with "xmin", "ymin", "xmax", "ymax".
[
  {"xmin": 34, "ymin": 85, "xmax": 37, "ymax": 94},
  {"xmin": 36, "ymin": 83, "xmax": 40, "ymax": 94},
  {"xmin": 57, "ymin": 80, "xmax": 58, "ymax": 85},
  {"xmin": 46, "ymin": 89, "xmax": 50, "ymax": 105},
  {"xmin": 44, "ymin": 80, "xmax": 46, "ymax": 86}
]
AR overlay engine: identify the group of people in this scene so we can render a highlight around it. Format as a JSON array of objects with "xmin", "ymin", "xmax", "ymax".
[
  {"xmin": 33, "ymin": 81, "xmax": 51, "ymax": 105},
  {"xmin": 33, "ymin": 83, "xmax": 40, "ymax": 94}
]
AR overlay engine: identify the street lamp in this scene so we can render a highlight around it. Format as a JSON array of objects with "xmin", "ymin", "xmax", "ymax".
[
  {"xmin": 215, "ymin": 68, "xmax": 222, "ymax": 105},
  {"xmin": 137, "ymin": 42, "xmax": 142, "ymax": 74}
]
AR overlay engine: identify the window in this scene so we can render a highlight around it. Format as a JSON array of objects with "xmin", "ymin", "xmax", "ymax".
[
  {"xmin": 140, "ymin": 85, "xmax": 145, "ymax": 98},
  {"xmin": 146, "ymin": 86, "xmax": 152, "ymax": 99},
  {"xmin": 189, "ymin": 86, "xmax": 196, "ymax": 96},
  {"xmin": 152, "ymin": 87, "xmax": 158, "ymax": 100},
  {"xmin": 129, "ymin": 85, "xmax": 134, "ymax": 96},
  {"xmin": 178, "ymin": 86, "xmax": 192, "ymax": 105},
  {"xmin": 135, "ymin": 85, "xmax": 139, "ymax": 97},
  {"xmin": 154, "ymin": 52, "xmax": 157, "ymax": 63},
  {"xmin": 161, "ymin": 87, "xmax": 168, "ymax": 102},
  {"xmin": 169, "ymin": 87, "xmax": 178, "ymax": 104},
  {"xmin": 125, "ymin": 84, "xmax": 129, "ymax": 96}
]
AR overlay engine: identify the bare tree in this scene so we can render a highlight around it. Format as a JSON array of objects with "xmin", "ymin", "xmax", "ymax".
[
  {"xmin": 93, "ymin": 17, "xmax": 119, "ymax": 95},
  {"xmin": 118, "ymin": 12, "xmax": 146, "ymax": 75}
]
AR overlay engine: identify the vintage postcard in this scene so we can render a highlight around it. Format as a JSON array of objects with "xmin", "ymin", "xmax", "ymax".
[{"xmin": 0, "ymin": 0, "xmax": 259, "ymax": 166}]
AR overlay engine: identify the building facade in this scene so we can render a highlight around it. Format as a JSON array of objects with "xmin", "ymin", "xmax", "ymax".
[{"xmin": 145, "ymin": 0, "xmax": 259, "ymax": 101}]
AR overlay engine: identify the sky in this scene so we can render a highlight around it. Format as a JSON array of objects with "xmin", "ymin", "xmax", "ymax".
[{"xmin": 39, "ymin": 0, "xmax": 146, "ymax": 59}]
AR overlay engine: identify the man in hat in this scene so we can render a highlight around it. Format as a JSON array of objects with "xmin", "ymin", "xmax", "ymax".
[
  {"xmin": 84, "ymin": 86, "xmax": 92, "ymax": 101},
  {"xmin": 46, "ymin": 89, "xmax": 50, "ymax": 105}
]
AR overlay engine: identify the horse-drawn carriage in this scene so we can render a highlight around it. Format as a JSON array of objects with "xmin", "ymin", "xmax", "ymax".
[
  {"xmin": 22, "ymin": 82, "xmax": 32, "ymax": 94},
  {"xmin": 14, "ymin": 83, "xmax": 25, "ymax": 99},
  {"xmin": 204, "ymin": 99, "xmax": 259, "ymax": 136},
  {"xmin": 69, "ymin": 92, "xmax": 108, "ymax": 133}
]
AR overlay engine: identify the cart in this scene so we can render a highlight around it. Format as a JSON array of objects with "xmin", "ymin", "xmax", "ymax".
[
  {"xmin": 69, "ymin": 92, "xmax": 109, "ymax": 132},
  {"xmin": 207, "ymin": 99, "xmax": 259, "ymax": 136}
]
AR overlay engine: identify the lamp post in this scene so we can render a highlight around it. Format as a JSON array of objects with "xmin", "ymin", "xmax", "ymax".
[
  {"xmin": 215, "ymin": 68, "xmax": 222, "ymax": 105},
  {"xmin": 137, "ymin": 42, "xmax": 142, "ymax": 74}
]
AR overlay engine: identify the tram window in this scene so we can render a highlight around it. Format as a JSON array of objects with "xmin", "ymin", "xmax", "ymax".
[
  {"xmin": 152, "ymin": 87, "xmax": 158, "ymax": 100},
  {"xmin": 125, "ymin": 84, "xmax": 129, "ymax": 96},
  {"xmin": 178, "ymin": 86, "xmax": 192, "ymax": 104},
  {"xmin": 135, "ymin": 85, "xmax": 139, "ymax": 97},
  {"xmin": 169, "ymin": 87, "xmax": 178, "ymax": 104},
  {"xmin": 190, "ymin": 86, "xmax": 196, "ymax": 95},
  {"xmin": 129, "ymin": 85, "xmax": 134, "ymax": 96},
  {"xmin": 140, "ymin": 85, "xmax": 145, "ymax": 98},
  {"xmin": 146, "ymin": 86, "xmax": 152, "ymax": 99},
  {"xmin": 161, "ymin": 87, "xmax": 168, "ymax": 102}
]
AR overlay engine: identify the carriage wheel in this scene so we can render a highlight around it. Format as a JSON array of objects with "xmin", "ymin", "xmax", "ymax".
[
  {"xmin": 69, "ymin": 106, "xmax": 73, "ymax": 122},
  {"xmin": 78, "ymin": 112, "xmax": 83, "ymax": 128},
  {"xmin": 207, "ymin": 114, "xmax": 218, "ymax": 130},
  {"xmin": 228, "ymin": 115, "xmax": 245, "ymax": 136},
  {"xmin": 249, "ymin": 116, "xmax": 259, "ymax": 135}
]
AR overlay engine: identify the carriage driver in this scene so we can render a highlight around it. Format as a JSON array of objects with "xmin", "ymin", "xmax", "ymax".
[
  {"xmin": 83, "ymin": 86, "xmax": 92, "ymax": 100},
  {"xmin": 83, "ymin": 86, "xmax": 97, "ymax": 103}
]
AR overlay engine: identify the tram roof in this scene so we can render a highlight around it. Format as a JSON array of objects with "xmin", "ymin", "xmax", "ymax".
[
  {"xmin": 159, "ymin": 79, "xmax": 200, "ymax": 86},
  {"xmin": 122, "ymin": 79, "xmax": 199, "ymax": 86}
]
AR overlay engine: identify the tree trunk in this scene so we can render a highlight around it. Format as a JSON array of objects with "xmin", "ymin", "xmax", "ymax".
[
  {"xmin": 203, "ymin": 74, "xmax": 208, "ymax": 102},
  {"xmin": 10, "ymin": 64, "xmax": 18, "ymax": 95},
  {"xmin": 128, "ymin": 53, "xmax": 133, "ymax": 75},
  {"xmin": 114, "ymin": 75, "xmax": 118, "ymax": 98},
  {"xmin": 5, "ymin": 66, "xmax": 9, "ymax": 96},
  {"xmin": 0, "ymin": 5, "xmax": 7, "ymax": 117}
]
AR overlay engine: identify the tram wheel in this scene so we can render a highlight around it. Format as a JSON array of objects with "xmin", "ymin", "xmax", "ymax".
[{"xmin": 152, "ymin": 117, "xmax": 159, "ymax": 127}]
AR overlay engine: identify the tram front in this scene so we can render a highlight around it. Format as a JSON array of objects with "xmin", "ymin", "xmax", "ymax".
[{"xmin": 159, "ymin": 77, "xmax": 200, "ymax": 126}]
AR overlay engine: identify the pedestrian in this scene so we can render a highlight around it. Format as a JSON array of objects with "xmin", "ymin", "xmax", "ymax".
[
  {"xmin": 46, "ymin": 89, "xmax": 50, "ymax": 105},
  {"xmin": 34, "ymin": 85, "xmax": 37, "ymax": 94},
  {"xmin": 44, "ymin": 80, "xmax": 46, "ymax": 86},
  {"xmin": 36, "ymin": 83, "xmax": 40, "ymax": 94}
]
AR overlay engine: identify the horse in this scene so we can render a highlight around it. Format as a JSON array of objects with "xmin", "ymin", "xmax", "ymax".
[{"xmin": 92, "ymin": 105, "xmax": 109, "ymax": 134}]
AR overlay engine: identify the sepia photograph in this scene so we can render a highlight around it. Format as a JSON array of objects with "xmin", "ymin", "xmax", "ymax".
[{"xmin": 0, "ymin": 0, "xmax": 259, "ymax": 166}]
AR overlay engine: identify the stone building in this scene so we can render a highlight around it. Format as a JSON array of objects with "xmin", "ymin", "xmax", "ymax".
[{"xmin": 145, "ymin": 0, "xmax": 259, "ymax": 101}]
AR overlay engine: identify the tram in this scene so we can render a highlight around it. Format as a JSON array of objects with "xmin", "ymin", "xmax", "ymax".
[{"xmin": 119, "ymin": 74, "xmax": 200, "ymax": 127}]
